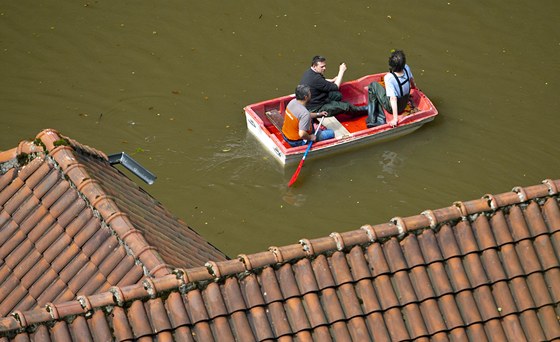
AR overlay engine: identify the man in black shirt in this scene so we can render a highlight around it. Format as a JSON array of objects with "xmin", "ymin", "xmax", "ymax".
[{"xmin": 300, "ymin": 55, "xmax": 362, "ymax": 116}]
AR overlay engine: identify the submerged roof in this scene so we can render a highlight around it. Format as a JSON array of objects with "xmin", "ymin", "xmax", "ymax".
[
  {"xmin": 0, "ymin": 129, "xmax": 227, "ymax": 317},
  {"xmin": 1, "ymin": 165, "xmax": 559, "ymax": 340}
]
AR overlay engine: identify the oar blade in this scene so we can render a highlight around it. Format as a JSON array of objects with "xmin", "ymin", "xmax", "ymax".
[
  {"xmin": 286, "ymin": 116, "xmax": 324, "ymax": 187},
  {"xmin": 287, "ymin": 160, "xmax": 304, "ymax": 187}
]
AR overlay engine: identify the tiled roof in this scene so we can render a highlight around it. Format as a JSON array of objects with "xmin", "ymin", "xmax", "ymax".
[
  {"xmin": 1, "ymin": 177, "xmax": 559, "ymax": 341},
  {"xmin": 0, "ymin": 129, "xmax": 227, "ymax": 317}
]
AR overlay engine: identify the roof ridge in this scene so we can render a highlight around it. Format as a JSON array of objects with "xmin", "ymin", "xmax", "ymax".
[
  {"xmin": 1, "ymin": 178, "xmax": 558, "ymax": 335},
  {"xmin": 36, "ymin": 129, "xmax": 108, "ymax": 161},
  {"xmin": 0, "ymin": 128, "xmax": 106, "ymax": 167},
  {"xmin": 34, "ymin": 129, "xmax": 172, "ymax": 278},
  {"xmin": 0, "ymin": 135, "xmax": 48, "ymax": 170},
  {"xmin": 0, "ymin": 129, "xmax": 171, "ymax": 277}
]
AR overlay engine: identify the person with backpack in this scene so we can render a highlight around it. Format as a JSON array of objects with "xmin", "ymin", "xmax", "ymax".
[{"xmin": 360, "ymin": 50, "xmax": 417, "ymax": 128}]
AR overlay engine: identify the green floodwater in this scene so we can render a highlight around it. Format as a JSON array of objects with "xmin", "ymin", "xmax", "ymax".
[{"xmin": 1, "ymin": 1, "xmax": 559, "ymax": 257}]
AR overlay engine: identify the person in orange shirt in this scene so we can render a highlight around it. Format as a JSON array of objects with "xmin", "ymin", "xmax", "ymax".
[{"xmin": 282, "ymin": 85, "xmax": 334, "ymax": 147}]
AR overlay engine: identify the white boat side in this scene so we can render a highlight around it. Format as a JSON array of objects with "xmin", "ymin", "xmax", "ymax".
[{"xmin": 245, "ymin": 109, "xmax": 435, "ymax": 166}]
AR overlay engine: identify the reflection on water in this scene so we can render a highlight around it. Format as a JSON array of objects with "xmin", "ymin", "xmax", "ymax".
[
  {"xmin": 195, "ymin": 131, "xmax": 283, "ymax": 182},
  {"xmin": 379, "ymin": 150, "xmax": 403, "ymax": 177},
  {"xmin": 281, "ymin": 188, "xmax": 307, "ymax": 207}
]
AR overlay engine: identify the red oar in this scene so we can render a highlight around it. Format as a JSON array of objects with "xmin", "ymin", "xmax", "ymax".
[{"xmin": 288, "ymin": 116, "xmax": 325, "ymax": 187}]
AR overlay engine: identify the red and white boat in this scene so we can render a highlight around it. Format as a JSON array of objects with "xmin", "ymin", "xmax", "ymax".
[{"xmin": 244, "ymin": 73, "xmax": 438, "ymax": 165}]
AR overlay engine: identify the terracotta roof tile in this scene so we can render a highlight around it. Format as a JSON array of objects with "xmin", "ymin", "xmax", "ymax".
[
  {"xmin": 0, "ymin": 177, "xmax": 22, "ymax": 208},
  {"xmin": 286, "ymin": 297, "xmax": 311, "ymax": 332},
  {"xmin": 0, "ymin": 284, "xmax": 24, "ymax": 316},
  {"xmin": 240, "ymin": 274, "xmax": 265, "ymax": 309},
  {"xmin": 112, "ymin": 306, "xmax": 134, "ymax": 341},
  {"xmin": 2, "ymin": 140, "xmax": 560, "ymax": 340},
  {"xmin": 36, "ymin": 279, "xmax": 67, "ymax": 305},
  {"xmin": 71, "ymin": 150, "xmax": 226, "ymax": 269},
  {"xmin": 129, "ymin": 300, "xmax": 153, "ymax": 338},
  {"xmin": 87, "ymin": 309, "xmax": 113, "ymax": 341},
  {"xmin": 228, "ymin": 311, "xmax": 254, "ymax": 341},
  {"xmin": 116, "ymin": 264, "xmax": 145, "ymax": 287},
  {"xmin": 32, "ymin": 325, "xmax": 50, "ymax": 341},
  {"xmin": 320, "ymin": 289, "xmax": 346, "ymax": 324},
  {"xmin": 220, "ymin": 278, "xmax": 245, "ymax": 314},
  {"xmin": 97, "ymin": 245, "xmax": 127, "ymax": 275},
  {"xmin": 0, "ymin": 129, "xmax": 228, "ymax": 318},
  {"xmin": 42, "ymin": 231, "xmax": 73, "ymax": 264},
  {"xmin": 330, "ymin": 320, "xmax": 353, "ymax": 340},
  {"xmin": 247, "ymin": 307, "xmax": 273, "ymax": 340},
  {"xmin": 193, "ymin": 321, "xmax": 216, "ymax": 341},
  {"xmin": 267, "ymin": 301, "xmax": 291, "ymax": 337}
]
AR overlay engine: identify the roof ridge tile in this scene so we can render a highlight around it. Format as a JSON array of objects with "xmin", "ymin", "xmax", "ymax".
[
  {"xmin": 32, "ymin": 129, "xmax": 104, "ymax": 161},
  {"xmin": 359, "ymin": 224, "xmax": 377, "ymax": 242},
  {"xmin": 542, "ymin": 178, "xmax": 558, "ymax": 195},
  {"xmin": 0, "ymin": 147, "xmax": 18, "ymax": 165},
  {"xmin": 62, "ymin": 135, "xmax": 108, "ymax": 161},
  {"xmin": 17, "ymin": 140, "xmax": 45, "ymax": 157},
  {"xmin": 390, "ymin": 216, "xmax": 409, "ymax": 238},
  {"xmin": 329, "ymin": 232, "xmax": 345, "ymax": 251}
]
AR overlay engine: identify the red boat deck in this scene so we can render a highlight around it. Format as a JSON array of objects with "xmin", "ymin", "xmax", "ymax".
[{"xmin": 263, "ymin": 100, "xmax": 419, "ymax": 150}]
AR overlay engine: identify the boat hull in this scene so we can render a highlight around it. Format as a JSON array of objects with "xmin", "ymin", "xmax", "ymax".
[{"xmin": 244, "ymin": 73, "xmax": 438, "ymax": 166}]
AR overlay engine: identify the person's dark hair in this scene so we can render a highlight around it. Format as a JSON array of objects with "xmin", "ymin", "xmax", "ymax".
[
  {"xmin": 295, "ymin": 84, "xmax": 311, "ymax": 100},
  {"xmin": 388, "ymin": 50, "xmax": 406, "ymax": 72},
  {"xmin": 311, "ymin": 55, "xmax": 326, "ymax": 66}
]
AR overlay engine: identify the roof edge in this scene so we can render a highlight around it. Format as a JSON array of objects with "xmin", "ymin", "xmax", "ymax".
[
  {"xmin": 0, "ymin": 178, "xmax": 558, "ymax": 335},
  {"xmin": 35, "ymin": 129, "xmax": 108, "ymax": 161},
  {"xmin": 40, "ymin": 130, "xmax": 171, "ymax": 277},
  {"xmin": 2, "ymin": 129, "xmax": 172, "ymax": 276}
]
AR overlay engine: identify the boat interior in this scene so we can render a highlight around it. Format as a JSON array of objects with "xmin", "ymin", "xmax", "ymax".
[{"xmin": 249, "ymin": 74, "xmax": 433, "ymax": 149}]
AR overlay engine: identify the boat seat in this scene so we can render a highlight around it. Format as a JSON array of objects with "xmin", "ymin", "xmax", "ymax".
[
  {"xmin": 266, "ymin": 108, "xmax": 351, "ymax": 139},
  {"xmin": 321, "ymin": 116, "xmax": 351, "ymax": 139},
  {"xmin": 265, "ymin": 109, "xmax": 284, "ymax": 132},
  {"xmin": 264, "ymin": 109, "xmax": 350, "ymax": 139}
]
